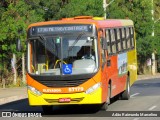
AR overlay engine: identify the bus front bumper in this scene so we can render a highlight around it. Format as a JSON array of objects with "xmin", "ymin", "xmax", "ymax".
[{"xmin": 28, "ymin": 87, "xmax": 102, "ymax": 106}]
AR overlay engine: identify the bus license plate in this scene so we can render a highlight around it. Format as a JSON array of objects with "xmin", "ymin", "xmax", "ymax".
[{"xmin": 59, "ymin": 98, "xmax": 71, "ymax": 103}]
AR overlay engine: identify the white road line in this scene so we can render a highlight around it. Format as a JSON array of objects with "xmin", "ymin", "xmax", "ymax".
[
  {"xmin": 130, "ymin": 93, "xmax": 140, "ymax": 98},
  {"xmin": 148, "ymin": 105, "xmax": 157, "ymax": 111},
  {"xmin": 133, "ymin": 118, "xmax": 139, "ymax": 120}
]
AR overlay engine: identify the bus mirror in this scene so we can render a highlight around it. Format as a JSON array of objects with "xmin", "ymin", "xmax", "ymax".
[
  {"xmin": 87, "ymin": 37, "xmax": 94, "ymax": 42},
  {"xmin": 16, "ymin": 39, "xmax": 21, "ymax": 52}
]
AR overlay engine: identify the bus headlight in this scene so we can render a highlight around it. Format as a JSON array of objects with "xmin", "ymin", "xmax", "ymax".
[
  {"xmin": 85, "ymin": 82, "xmax": 101, "ymax": 94},
  {"xmin": 28, "ymin": 86, "xmax": 42, "ymax": 96}
]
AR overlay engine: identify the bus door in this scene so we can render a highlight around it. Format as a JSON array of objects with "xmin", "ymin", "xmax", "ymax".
[
  {"xmin": 100, "ymin": 29, "xmax": 109, "ymax": 102},
  {"xmin": 105, "ymin": 29, "xmax": 118, "ymax": 97}
]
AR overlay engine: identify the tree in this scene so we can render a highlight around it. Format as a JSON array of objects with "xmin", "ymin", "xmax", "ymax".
[
  {"xmin": 153, "ymin": 0, "xmax": 160, "ymax": 55},
  {"xmin": 0, "ymin": 0, "xmax": 44, "ymax": 85},
  {"xmin": 25, "ymin": 0, "xmax": 66, "ymax": 20},
  {"xmin": 1, "ymin": 0, "xmax": 159, "ymax": 85},
  {"xmin": 0, "ymin": 0, "xmax": 44, "ymax": 53},
  {"xmin": 56, "ymin": 0, "xmax": 104, "ymax": 19},
  {"xmin": 107, "ymin": 0, "xmax": 154, "ymax": 73}
]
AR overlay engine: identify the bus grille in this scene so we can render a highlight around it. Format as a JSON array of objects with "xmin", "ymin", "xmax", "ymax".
[
  {"xmin": 37, "ymin": 79, "xmax": 87, "ymax": 87},
  {"xmin": 44, "ymin": 97, "xmax": 84, "ymax": 103}
]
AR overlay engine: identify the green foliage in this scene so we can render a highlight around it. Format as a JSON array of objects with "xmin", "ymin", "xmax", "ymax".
[
  {"xmin": 28, "ymin": 0, "xmax": 104, "ymax": 20},
  {"xmin": 0, "ymin": 0, "xmax": 44, "ymax": 73},
  {"xmin": 154, "ymin": 0, "xmax": 160, "ymax": 56},
  {"xmin": 154, "ymin": 0, "xmax": 160, "ymax": 19},
  {"xmin": 0, "ymin": 0, "xmax": 159, "ymax": 75},
  {"xmin": 107, "ymin": 0, "xmax": 157, "ymax": 62},
  {"xmin": 56, "ymin": 0, "xmax": 104, "ymax": 19}
]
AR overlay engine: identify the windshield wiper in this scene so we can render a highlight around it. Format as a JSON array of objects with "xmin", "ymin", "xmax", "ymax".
[
  {"xmin": 38, "ymin": 35, "xmax": 59, "ymax": 56},
  {"xmin": 68, "ymin": 32, "xmax": 86, "ymax": 52}
]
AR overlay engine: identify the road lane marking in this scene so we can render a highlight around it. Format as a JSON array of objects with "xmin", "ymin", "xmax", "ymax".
[
  {"xmin": 130, "ymin": 93, "xmax": 140, "ymax": 98},
  {"xmin": 133, "ymin": 118, "xmax": 139, "ymax": 120},
  {"xmin": 148, "ymin": 105, "xmax": 157, "ymax": 110}
]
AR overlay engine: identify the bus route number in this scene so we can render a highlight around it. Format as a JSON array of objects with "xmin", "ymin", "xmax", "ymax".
[{"xmin": 68, "ymin": 87, "xmax": 84, "ymax": 92}]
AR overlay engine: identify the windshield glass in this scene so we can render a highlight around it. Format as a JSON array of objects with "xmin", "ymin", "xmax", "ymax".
[{"xmin": 28, "ymin": 33, "xmax": 98, "ymax": 75}]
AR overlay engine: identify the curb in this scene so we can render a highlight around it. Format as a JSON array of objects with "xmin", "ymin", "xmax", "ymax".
[
  {"xmin": 0, "ymin": 75, "xmax": 160, "ymax": 105},
  {"xmin": 137, "ymin": 76, "xmax": 160, "ymax": 80},
  {"xmin": 0, "ymin": 94, "xmax": 27, "ymax": 105}
]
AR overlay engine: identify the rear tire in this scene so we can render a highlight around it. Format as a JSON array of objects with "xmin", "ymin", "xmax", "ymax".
[
  {"xmin": 121, "ymin": 76, "xmax": 130, "ymax": 100},
  {"xmin": 101, "ymin": 102, "xmax": 108, "ymax": 111},
  {"xmin": 101, "ymin": 84, "xmax": 111, "ymax": 110},
  {"xmin": 42, "ymin": 106, "xmax": 53, "ymax": 114}
]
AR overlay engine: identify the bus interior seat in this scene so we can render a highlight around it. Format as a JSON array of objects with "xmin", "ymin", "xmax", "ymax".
[{"xmin": 73, "ymin": 59, "xmax": 96, "ymax": 69}]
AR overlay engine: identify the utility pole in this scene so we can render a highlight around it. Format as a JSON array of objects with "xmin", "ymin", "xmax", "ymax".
[
  {"xmin": 22, "ymin": 53, "xmax": 26, "ymax": 84},
  {"xmin": 103, "ymin": 0, "xmax": 107, "ymax": 19},
  {"xmin": 13, "ymin": 53, "xmax": 17, "ymax": 85},
  {"xmin": 103, "ymin": 0, "xmax": 115, "ymax": 19},
  {"xmin": 151, "ymin": 0, "xmax": 156, "ymax": 75},
  {"xmin": 154, "ymin": 18, "xmax": 160, "ymax": 23}
]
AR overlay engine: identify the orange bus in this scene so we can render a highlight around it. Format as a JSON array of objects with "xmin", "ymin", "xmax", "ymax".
[{"xmin": 25, "ymin": 16, "xmax": 137, "ymax": 112}]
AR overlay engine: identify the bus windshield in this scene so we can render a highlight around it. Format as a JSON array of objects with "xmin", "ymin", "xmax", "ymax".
[{"xmin": 28, "ymin": 33, "xmax": 98, "ymax": 75}]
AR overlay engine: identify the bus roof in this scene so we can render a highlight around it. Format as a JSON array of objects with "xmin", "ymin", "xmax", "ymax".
[{"xmin": 28, "ymin": 16, "xmax": 134, "ymax": 29}]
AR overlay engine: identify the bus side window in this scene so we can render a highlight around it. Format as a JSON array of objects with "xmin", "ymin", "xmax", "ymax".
[
  {"xmin": 111, "ymin": 29, "xmax": 116, "ymax": 54},
  {"xmin": 114, "ymin": 29, "xmax": 118, "ymax": 52},
  {"xmin": 101, "ymin": 39, "xmax": 106, "ymax": 65},
  {"xmin": 106, "ymin": 29, "xmax": 112, "ymax": 55},
  {"xmin": 130, "ymin": 27, "xmax": 134, "ymax": 48},
  {"xmin": 121, "ymin": 28, "xmax": 126, "ymax": 50},
  {"xmin": 126, "ymin": 27, "xmax": 130, "ymax": 49},
  {"xmin": 124, "ymin": 28, "xmax": 127, "ymax": 50},
  {"xmin": 116, "ymin": 28, "xmax": 121, "ymax": 52},
  {"xmin": 100, "ymin": 33, "xmax": 106, "ymax": 65}
]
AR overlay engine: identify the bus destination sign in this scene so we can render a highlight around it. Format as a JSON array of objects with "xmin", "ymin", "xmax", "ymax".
[{"xmin": 31, "ymin": 24, "xmax": 93, "ymax": 35}]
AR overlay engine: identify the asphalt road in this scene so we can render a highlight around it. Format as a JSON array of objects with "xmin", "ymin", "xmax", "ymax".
[{"xmin": 0, "ymin": 78, "xmax": 160, "ymax": 120}]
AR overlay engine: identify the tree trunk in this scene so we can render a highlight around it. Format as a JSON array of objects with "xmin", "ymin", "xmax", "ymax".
[
  {"xmin": 13, "ymin": 53, "xmax": 17, "ymax": 85},
  {"xmin": 22, "ymin": 53, "xmax": 26, "ymax": 84}
]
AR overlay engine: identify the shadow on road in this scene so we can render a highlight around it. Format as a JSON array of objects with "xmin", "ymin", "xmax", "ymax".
[
  {"xmin": 0, "ymin": 98, "xmax": 120, "ymax": 117},
  {"xmin": 133, "ymin": 82, "xmax": 160, "ymax": 88},
  {"xmin": 133, "ymin": 78, "xmax": 160, "ymax": 87},
  {"xmin": 0, "ymin": 99, "xmax": 103, "ymax": 116},
  {"xmin": 131, "ymin": 78, "xmax": 160, "ymax": 96}
]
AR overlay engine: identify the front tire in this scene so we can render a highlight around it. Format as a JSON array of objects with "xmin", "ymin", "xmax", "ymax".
[
  {"xmin": 121, "ymin": 76, "xmax": 130, "ymax": 100},
  {"xmin": 101, "ymin": 84, "xmax": 111, "ymax": 110}
]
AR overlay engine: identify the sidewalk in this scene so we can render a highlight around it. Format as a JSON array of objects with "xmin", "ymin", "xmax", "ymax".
[
  {"xmin": 137, "ymin": 73, "xmax": 160, "ymax": 80},
  {"xmin": 0, "ymin": 87, "xmax": 27, "ymax": 105},
  {"xmin": 0, "ymin": 74, "xmax": 160, "ymax": 105}
]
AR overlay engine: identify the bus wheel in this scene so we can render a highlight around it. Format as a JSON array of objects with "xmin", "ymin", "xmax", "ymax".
[
  {"xmin": 42, "ymin": 106, "xmax": 53, "ymax": 114},
  {"xmin": 121, "ymin": 76, "xmax": 130, "ymax": 100},
  {"xmin": 101, "ymin": 84, "xmax": 111, "ymax": 110}
]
